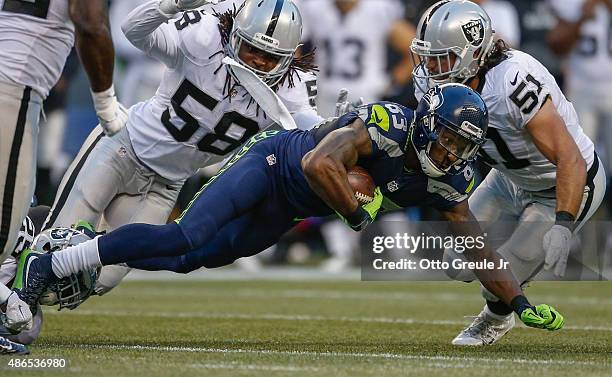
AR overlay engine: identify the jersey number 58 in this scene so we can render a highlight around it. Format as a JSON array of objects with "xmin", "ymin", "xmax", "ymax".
[{"xmin": 162, "ymin": 79, "xmax": 260, "ymax": 156}]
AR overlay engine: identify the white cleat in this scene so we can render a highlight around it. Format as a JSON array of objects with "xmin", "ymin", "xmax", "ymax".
[{"xmin": 452, "ymin": 306, "xmax": 515, "ymax": 346}]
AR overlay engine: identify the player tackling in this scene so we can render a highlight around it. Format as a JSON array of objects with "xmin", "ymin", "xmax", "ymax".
[
  {"xmin": 411, "ymin": 0, "xmax": 605, "ymax": 345},
  {"xmin": 13, "ymin": 84, "xmax": 564, "ymax": 337}
]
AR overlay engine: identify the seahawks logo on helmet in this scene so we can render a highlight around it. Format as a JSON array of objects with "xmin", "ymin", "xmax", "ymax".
[{"xmin": 461, "ymin": 19, "xmax": 484, "ymax": 46}]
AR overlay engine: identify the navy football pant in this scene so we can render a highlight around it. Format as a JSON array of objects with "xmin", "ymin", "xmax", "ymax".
[{"xmin": 98, "ymin": 133, "xmax": 297, "ymax": 270}]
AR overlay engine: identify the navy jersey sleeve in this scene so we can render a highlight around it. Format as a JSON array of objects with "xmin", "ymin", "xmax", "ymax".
[
  {"xmin": 357, "ymin": 102, "xmax": 413, "ymax": 159},
  {"xmin": 427, "ymin": 163, "xmax": 478, "ymax": 211}
]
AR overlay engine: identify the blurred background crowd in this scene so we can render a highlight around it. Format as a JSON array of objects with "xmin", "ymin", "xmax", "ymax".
[{"xmin": 34, "ymin": 0, "xmax": 612, "ymax": 271}]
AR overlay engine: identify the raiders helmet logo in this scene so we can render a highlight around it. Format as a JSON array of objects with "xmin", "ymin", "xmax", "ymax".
[{"xmin": 461, "ymin": 19, "xmax": 484, "ymax": 46}]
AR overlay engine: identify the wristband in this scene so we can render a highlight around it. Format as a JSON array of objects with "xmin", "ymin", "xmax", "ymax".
[
  {"xmin": 555, "ymin": 211, "xmax": 576, "ymax": 231},
  {"xmin": 510, "ymin": 295, "xmax": 532, "ymax": 315},
  {"xmin": 91, "ymin": 84, "xmax": 118, "ymax": 121},
  {"xmin": 345, "ymin": 206, "xmax": 369, "ymax": 227}
]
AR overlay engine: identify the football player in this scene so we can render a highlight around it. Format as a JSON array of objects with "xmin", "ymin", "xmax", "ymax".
[
  {"xmin": 0, "ymin": 0, "xmax": 123, "ymax": 349},
  {"xmin": 411, "ymin": 0, "xmax": 606, "ymax": 345},
  {"xmin": 38, "ymin": 0, "xmax": 320, "ymax": 298},
  {"xmin": 0, "ymin": 206, "xmax": 50, "ymax": 349},
  {"xmin": 15, "ymin": 84, "xmax": 565, "ymax": 337}
]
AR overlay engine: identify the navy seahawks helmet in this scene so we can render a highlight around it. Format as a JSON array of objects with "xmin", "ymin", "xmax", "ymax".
[
  {"xmin": 411, "ymin": 83, "xmax": 488, "ymax": 177},
  {"xmin": 31, "ymin": 225, "xmax": 99, "ymax": 311}
]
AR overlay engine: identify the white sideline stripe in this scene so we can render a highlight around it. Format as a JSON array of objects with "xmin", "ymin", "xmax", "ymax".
[
  {"xmin": 124, "ymin": 287, "xmax": 612, "ymax": 306},
  {"xmin": 45, "ymin": 310, "xmax": 612, "ymax": 332},
  {"xmin": 70, "ymin": 344, "xmax": 606, "ymax": 367},
  {"xmin": 187, "ymin": 363, "xmax": 318, "ymax": 372}
]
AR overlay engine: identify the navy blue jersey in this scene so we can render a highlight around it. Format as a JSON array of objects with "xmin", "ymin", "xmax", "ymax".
[
  {"xmin": 311, "ymin": 102, "xmax": 415, "ymax": 188},
  {"xmin": 380, "ymin": 164, "xmax": 477, "ymax": 212},
  {"xmin": 309, "ymin": 101, "xmax": 475, "ymax": 212}
]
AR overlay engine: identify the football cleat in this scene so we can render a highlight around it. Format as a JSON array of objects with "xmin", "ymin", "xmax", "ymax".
[
  {"xmin": 452, "ymin": 306, "xmax": 515, "ymax": 346},
  {"xmin": 0, "ymin": 336, "xmax": 29, "ymax": 355},
  {"xmin": 13, "ymin": 249, "xmax": 58, "ymax": 311}
]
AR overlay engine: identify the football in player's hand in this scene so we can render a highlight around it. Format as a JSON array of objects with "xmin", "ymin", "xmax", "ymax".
[{"xmin": 348, "ymin": 165, "xmax": 375, "ymax": 204}]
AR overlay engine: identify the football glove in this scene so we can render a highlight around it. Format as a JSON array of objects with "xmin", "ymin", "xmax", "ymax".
[
  {"xmin": 519, "ymin": 304, "xmax": 564, "ymax": 331},
  {"xmin": 0, "ymin": 292, "xmax": 33, "ymax": 333},
  {"xmin": 543, "ymin": 224, "xmax": 572, "ymax": 277},
  {"xmin": 335, "ymin": 88, "xmax": 364, "ymax": 117},
  {"xmin": 159, "ymin": 0, "xmax": 223, "ymax": 17},
  {"xmin": 91, "ymin": 85, "xmax": 128, "ymax": 136},
  {"xmin": 337, "ymin": 187, "xmax": 383, "ymax": 231}
]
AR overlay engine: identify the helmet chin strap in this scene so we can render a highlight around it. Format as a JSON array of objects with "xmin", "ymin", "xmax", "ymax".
[
  {"xmin": 417, "ymin": 149, "xmax": 446, "ymax": 177},
  {"xmin": 411, "ymin": 135, "xmax": 446, "ymax": 178}
]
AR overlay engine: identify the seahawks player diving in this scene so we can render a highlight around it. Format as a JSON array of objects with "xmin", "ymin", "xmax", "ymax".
[{"xmin": 12, "ymin": 84, "xmax": 564, "ymax": 337}]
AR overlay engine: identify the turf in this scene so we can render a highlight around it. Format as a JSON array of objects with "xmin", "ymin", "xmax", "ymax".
[{"xmin": 1, "ymin": 279, "xmax": 610, "ymax": 376}]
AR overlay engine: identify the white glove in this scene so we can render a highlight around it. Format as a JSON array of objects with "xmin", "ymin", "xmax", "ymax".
[
  {"xmin": 335, "ymin": 88, "xmax": 364, "ymax": 117},
  {"xmin": 91, "ymin": 85, "xmax": 128, "ymax": 137},
  {"xmin": 0, "ymin": 292, "xmax": 33, "ymax": 333},
  {"xmin": 543, "ymin": 224, "xmax": 573, "ymax": 277},
  {"xmin": 159, "ymin": 0, "xmax": 223, "ymax": 17}
]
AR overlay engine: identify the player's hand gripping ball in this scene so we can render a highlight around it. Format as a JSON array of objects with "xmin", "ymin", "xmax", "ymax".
[{"xmin": 348, "ymin": 166, "xmax": 375, "ymax": 204}]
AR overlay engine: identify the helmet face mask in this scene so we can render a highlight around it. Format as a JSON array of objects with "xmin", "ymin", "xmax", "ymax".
[
  {"xmin": 411, "ymin": 83, "xmax": 488, "ymax": 177},
  {"xmin": 32, "ymin": 227, "xmax": 98, "ymax": 311},
  {"xmin": 410, "ymin": 0, "xmax": 495, "ymax": 91},
  {"xmin": 226, "ymin": 0, "xmax": 303, "ymax": 87}
]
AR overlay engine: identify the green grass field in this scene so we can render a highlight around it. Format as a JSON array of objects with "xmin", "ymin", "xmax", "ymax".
[{"xmin": 1, "ymin": 278, "xmax": 611, "ymax": 376}]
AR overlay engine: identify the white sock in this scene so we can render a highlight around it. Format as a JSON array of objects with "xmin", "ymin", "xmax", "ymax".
[
  {"xmin": 51, "ymin": 237, "xmax": 102, "ymax": 278},
  {"xmin": 0, "ymin": 282, "xmax": 11, "ymax": 303},
  {"xmin": 484, "ymin": 304, "xmax": 513, "ymax": 321}
]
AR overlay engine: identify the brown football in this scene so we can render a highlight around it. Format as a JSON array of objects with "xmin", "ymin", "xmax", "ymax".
[{"xmin": 348, "ymin": 165, "xmax": 375, "ymax": 204}]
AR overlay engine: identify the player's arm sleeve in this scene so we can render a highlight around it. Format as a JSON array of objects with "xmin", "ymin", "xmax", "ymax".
[
  {"xmin": 121, "ymin": 0, "xmax": 181, "ymax": 68},
  {"xmin": 358, "ymin": 103, "xmax": 407, "ymax": 159},
  {"xmin": 498, "ymin": 64, "xmax": 552, "ymax": 129}
]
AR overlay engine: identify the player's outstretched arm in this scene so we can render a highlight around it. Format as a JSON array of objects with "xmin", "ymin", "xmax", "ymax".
[
  {"xmin": 526, "ymin": 98, "xmax": 587, "ymax": 276},
  {"xmin": 441, "ymin": 201, "xmax": 564, "ymax": 331},
  {"xmin": 70, "ymin": 0, "xmax": 126, "ymax": 136},
  {"xmin": 302, "ymin": 119, "xmax": 376, "ymax": 230}
]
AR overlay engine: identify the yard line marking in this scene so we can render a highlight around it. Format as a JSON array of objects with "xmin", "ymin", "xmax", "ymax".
[
  {"xmin": 124, "ymin": 287, "xmax": 612, "ymax": 306},
  {"xmin": 187, "ymin": 362, "xmax": 318, "ymax": 372},
  {"xmin": 66, "ymin": 344, "xmax": 608, "ymax": 367},
  {"xmin": 45, "ymin": 310, "xmax": 612, "ymax": 332}
]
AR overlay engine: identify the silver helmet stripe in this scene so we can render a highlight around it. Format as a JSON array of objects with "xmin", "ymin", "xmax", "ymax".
[
  {"xmin": 265, "ymin": 0, "xmax": 285, "ymax": 37},
  {"xmin": 419, "ymin": 0, "xmax": 450, "ymax": 41}
]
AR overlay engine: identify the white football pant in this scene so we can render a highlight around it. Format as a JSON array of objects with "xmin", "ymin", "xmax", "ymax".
[{"xmin": 44, "ymin": 126, "xmax": 183, "ymax": 295}]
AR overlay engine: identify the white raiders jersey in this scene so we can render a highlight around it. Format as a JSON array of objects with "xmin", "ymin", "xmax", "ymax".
[
  {"xmin": 548, "ymin": 0, "xmax": 612, "ymax": 94},
  {"xmin": 415, "ymin": 50, "xmax": 595, "ymax": 192},
  {"xmin": 125, "ymin": 4, "xmax": 319, "ymax": 182},
  {"xmin": 0, "ymin": 0, "xmax": 74, "ymax": 98},
  {"xmin": 299, "ymin": 0, "xmax": 403, "ymax": 102}
]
